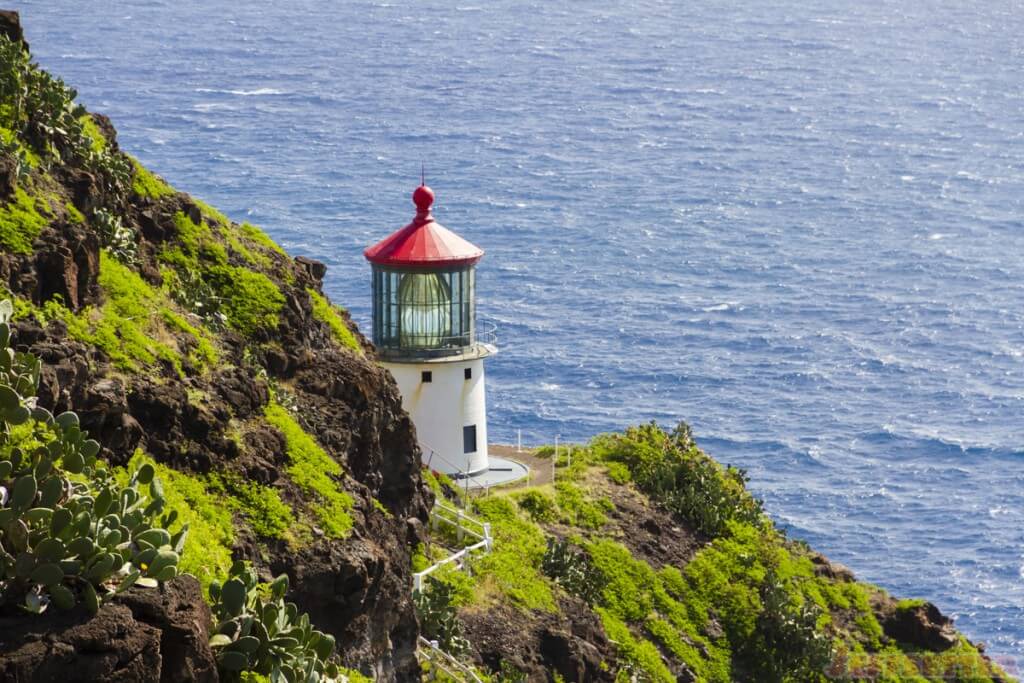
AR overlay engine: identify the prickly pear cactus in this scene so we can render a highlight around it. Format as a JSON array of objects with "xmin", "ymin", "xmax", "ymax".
[
  {"xmin": 209, "ymin": 561, "xmax": 342, "ymax": 683},
  {"xmin": 0, "ymin": 299, "xmax": 186, "ymax": 614}
]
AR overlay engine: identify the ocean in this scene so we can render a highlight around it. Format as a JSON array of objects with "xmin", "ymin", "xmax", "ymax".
[{"xmin": 17, "ymin": 0, "xmax": 1024, "ymax": 664}]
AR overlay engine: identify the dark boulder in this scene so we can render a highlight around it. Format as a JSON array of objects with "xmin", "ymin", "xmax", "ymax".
[
  {"xmin": 295, "ymin": 256, "xmax": 327, "ymax": 282},
  {"xmin": 880, "ymin": 600, "xmax": 958, "ymax": 652},
  {"xmin": 0, "ymin": 9, "xmax": 26, "ymax": 49},
  {"xmin": 0, "ymin": 576, "xmax": 217, "ymax": 683}
]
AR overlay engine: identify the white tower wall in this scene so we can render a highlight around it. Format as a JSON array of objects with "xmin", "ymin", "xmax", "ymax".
[{"xmin": 383, "ymin": 355, "xmax": 490, "ymax": 476}]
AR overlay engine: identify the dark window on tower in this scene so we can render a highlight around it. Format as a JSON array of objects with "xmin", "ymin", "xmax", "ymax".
[
  {"xmin": 463, "ymin": 425, "xmax": 477, "ymax": 454},
  {"xmin": 464, "ymin": 367, "xmax": 472, "ymax": 380},
  {"xmin": 421, "ymin": 371, "xmax": 432, "ymax": 383}
]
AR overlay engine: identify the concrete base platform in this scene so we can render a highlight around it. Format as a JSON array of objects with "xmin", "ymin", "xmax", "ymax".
[{"xmin": 452, "ymin": 455, "xmax": 530, "ymax": 490}]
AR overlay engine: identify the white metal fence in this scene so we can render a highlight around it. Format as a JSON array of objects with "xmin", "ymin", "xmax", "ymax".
[
  {"xmin": 416, "ymin": 637, "xmax": 485, "ymax": 683},
  {"xmin": 413, "ymin": 501, "xmax": 492, "ymax": 593}
]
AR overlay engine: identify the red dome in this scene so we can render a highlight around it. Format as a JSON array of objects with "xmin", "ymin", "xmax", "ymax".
[{"xmin": 364, "ymin": 185, "xmax": 484, "ymax": 268}]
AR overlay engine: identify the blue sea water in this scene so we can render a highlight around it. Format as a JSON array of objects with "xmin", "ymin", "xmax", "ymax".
[{"xmin": 16, "ymin": 0, "xmax": 1024, "ymax": 665}]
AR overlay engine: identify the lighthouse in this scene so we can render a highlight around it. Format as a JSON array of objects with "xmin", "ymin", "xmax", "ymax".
[{"xmin": 365, "ymin": 184, "xmax": 497, "ymax": 479}]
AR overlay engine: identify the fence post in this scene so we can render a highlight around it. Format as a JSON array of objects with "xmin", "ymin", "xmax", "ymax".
[
  {"xmin": 483, "ymin": 522, "xmax": 492, "ymax": 551},
  {"xmin": 456, "ymin": 509, "xmax": 465, "ymax": 543},
  {"xmin": 517, "ymin": 429, "xmax": 522, "ymax": 453},
  {"xmin": 413, "ymin": 573, "xmax": 422, "ymax": 593}
]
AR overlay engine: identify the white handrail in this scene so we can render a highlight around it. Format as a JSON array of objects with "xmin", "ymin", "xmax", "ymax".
[
  {"xmin": 413, "ymin": 502, "xmax": 493, "ymax": 592},
  {"xmin": 416, "ymin": 637, "xmax": 484, "ymax": 683}
]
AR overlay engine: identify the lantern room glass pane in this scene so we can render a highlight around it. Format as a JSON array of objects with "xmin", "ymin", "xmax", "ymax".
[
  {"xmin": 399, "ymin": 272, "xmax": 452, "ymax": 347},
  {"xmin": 372, "ymin": 264, "xmax": 475, "ymax": 354}
]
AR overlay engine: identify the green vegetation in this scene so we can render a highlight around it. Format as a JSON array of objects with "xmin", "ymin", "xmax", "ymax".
[
  {"xmin": 590, "ymin": 422, "xmax": 763, "ymax": 537},
  {"xmin": 0, "ymin": 35, "xmax": 130, "ymax": 203},
  {"xmin": 59, "ymin": 253, "xmax": 182, "ymax": 373},
  {"xmin": 241, "ymin": 221, "xmax": 288, "ymax": 257},
  {"xmin": 130, "ymin": 157, "xmax": 175, "ymax": 199},
  {"xmin": 468, "ymin": 496, "xmax": 555, "ymax": 611},
  {"xmin": 0, "ymin": 186, "xmax": 48, "ymax": 253},
  {"xmin": 125, "ymin": 452, "xmax": 233, "ymax": 593},
  {"xmin": 309, "ymin": 289, "xmax": 361, "ymax": 354},
  {"xmin": 223, "ymin": 224, "xmax": 271, "ymax": 269},
  {"xmin": 208, "ymin": 265, "xmax": 284, "ymax": 335},
  {"xmin": 0, "ymin": 300, "xmax": 184, "ymax": 614},
  {"xmin": 553, "ymin": 480, "xmax": 610, "ymax": 529},
  {"xmin": 419, "ymin": 424, "xmax": 1009, "ymax": 683},
  {"xmin": 78, "ymin": 114, "xmax": 106, "ymax": 152},
  {"xmin": 209, "ymin": 562, "xmax": 341, "ymax": 682},
  {"xmin": 415, "ymin": 579, "xmax": 471, "ymax": 658},
  {"xmin": 264, "ymin": 402, "xmax": 353, "ymax": 539},
  {"xmin": 209, "ymin": 473, "xmax": 295, "ymax": 540},
  {"xmin": 63, "ymin": 200, "xmax": 84, "ymax": 224}
]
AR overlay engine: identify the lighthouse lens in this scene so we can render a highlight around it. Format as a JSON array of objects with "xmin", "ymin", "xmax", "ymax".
[{"xmin": 398, "ymin": 272, "xmax": 453, "ymax": 348}]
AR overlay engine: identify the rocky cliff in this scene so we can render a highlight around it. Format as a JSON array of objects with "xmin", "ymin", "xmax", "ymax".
[{"xmin": 0, "ymin": 10, "xmax": 429, "ymax": 681}]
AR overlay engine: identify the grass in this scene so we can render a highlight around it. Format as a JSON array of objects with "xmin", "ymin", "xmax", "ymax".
[
  {"xmin": 308, "ymin": 289, "xmax": 361, "ymax": 353},
  {"xmin": 467, "ymin": 495, "xmax": 555, "ymax": 611},
  {"xmin": 264, "ymin": 401, "xmax": 353, "ymax": 539},
  {"xmin": 0, "ymin": 124, "xmax": 41, "ymax": 167},
  {"xmin": 78, "ymin": 114, "xmax": 106, "ymax": 152},
  {"xmin": 241, "ymin": 221, "xmax": 287, "ymax": 257},
  {"xmin": 48, "ymin": 253, "xmax": 184, "ymax": 374},
  {"xmin": 37, "ymin": 252, "xmax": 226, "ymax": 375},
  {"xmin": 223, "ymin": 223, "xmax": 272, "ymax": 269},
  {"xmin": 208, "ymin": 264, "xmax": 284, "ymax": 335},
  {"xmin": 125, "ymin": 451, "xmax": 235, "ymax": 594},
  {"xmin": 130, "ymin": 157, "xmax": 176, "ymax": 199},
  {"xmin": 160, "ymin": 308, "xmax": 219, "ymax": 370},
  {"xmin": 0, "ymin": 186, "xmax": 48, "ymax": 253},
  {"xmin": 208, "ymin": 472, "xmax": 296, "ymax": 540}
]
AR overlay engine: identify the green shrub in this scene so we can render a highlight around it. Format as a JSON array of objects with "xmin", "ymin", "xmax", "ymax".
[
  {"xmin": 590, "ymin": 422, "xmax": 763, "ymax": 537},
  {"xmin": 414, "ymin": 578, "xmax": 470, "ymax": 658},
  {"xmin": 512, "ymin": 488, "xmax": 557, "ymax": 523},
  {"xmin": 264, "ymin": 402, "xmax": 352, "ymax": 539},
  {"xmin": 553, "ymin": 481, "xmax": 609, "ymax": 529},
  {"xmin": 540, "ymin": 537, "xmax": 606, "ymax": 604},
  {"xmin": 470, "ymin": 496, "xmax": 555, "ymax": 611}
]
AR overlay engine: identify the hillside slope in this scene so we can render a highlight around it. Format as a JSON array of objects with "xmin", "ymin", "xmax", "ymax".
[
  {"xmin": 0, "ymin": 11, "xmax": 429, "ymax": 681},
  {"xmin": 419, "ymin": 426, "xmax": 1013, "ymax": 682}
]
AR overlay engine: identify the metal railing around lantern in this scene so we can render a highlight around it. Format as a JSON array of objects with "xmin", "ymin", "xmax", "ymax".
[{"xmin": 376, "ymin": 320, "xmax": 497, "ymax": 360}]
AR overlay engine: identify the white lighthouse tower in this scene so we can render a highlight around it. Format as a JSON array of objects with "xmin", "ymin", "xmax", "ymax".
[{"xmin": 365, "ymin": 183, "xmax": 499, "ymax": 479}]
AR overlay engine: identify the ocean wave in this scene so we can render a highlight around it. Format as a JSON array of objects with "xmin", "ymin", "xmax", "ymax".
[{"xmin": 194, "ymin": 87, "xmax": 287, "ymax": 96}]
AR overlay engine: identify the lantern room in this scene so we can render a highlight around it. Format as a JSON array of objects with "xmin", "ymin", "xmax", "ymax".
[{"xmin": 365, "ymin": 185, "xmax": 483, "ymax": 358}]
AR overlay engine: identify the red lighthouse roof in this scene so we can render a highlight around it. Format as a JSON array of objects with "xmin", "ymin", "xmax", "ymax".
[{"xmin": 364, "ymin": 185, "xmax": 484, "ymax": 268}]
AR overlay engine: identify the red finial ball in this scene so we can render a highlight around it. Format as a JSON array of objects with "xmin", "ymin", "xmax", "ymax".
[{"xmin": 413, "ymin": 184, "xmax": 434, "ymax": 213}]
